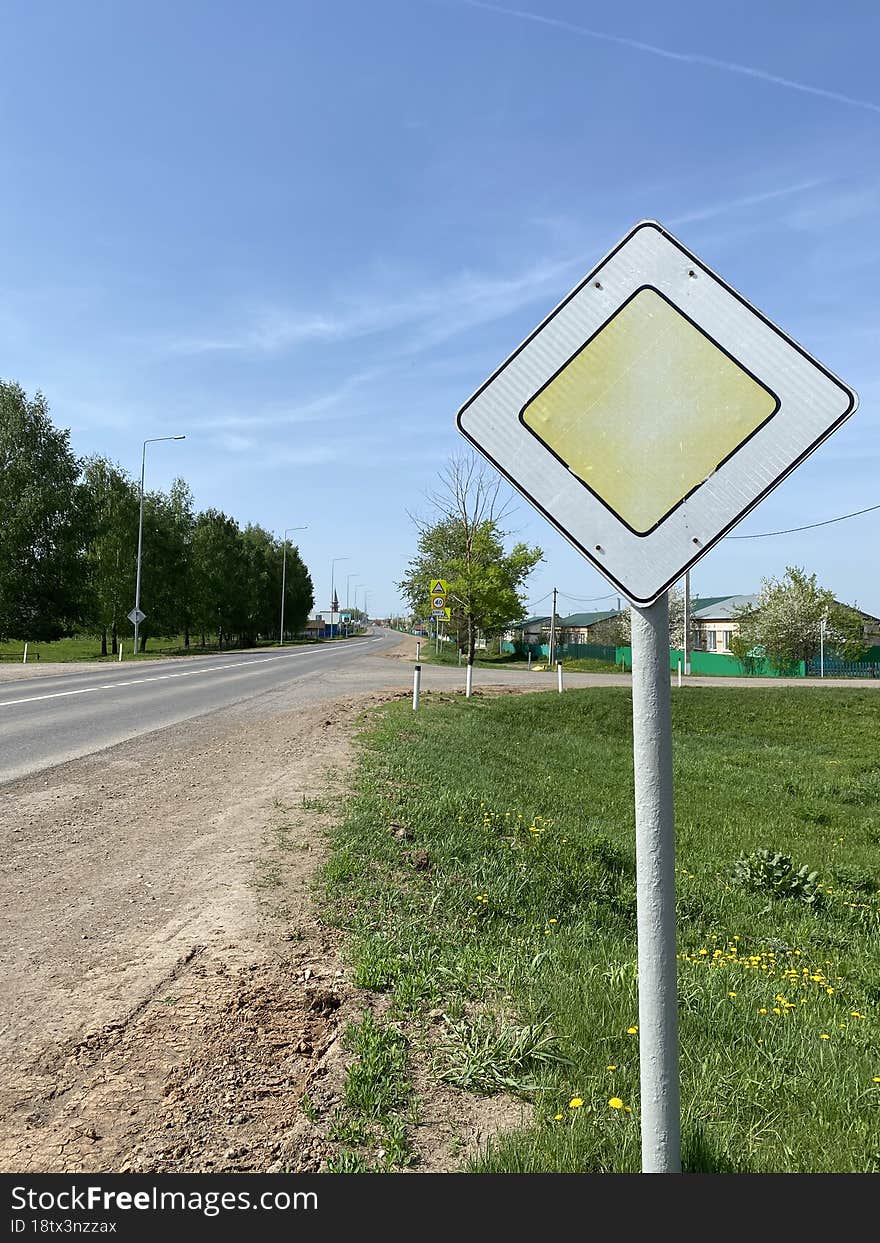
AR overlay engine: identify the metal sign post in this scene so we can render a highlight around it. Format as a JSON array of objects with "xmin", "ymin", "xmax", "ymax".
[{"xmin": 631, "ymin": 595, "xmax": 680, "ymax": 1172}]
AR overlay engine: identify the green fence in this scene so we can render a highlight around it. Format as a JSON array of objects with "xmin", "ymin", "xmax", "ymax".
[{"xmin": 504, "ymin": 640, "xmax": 880, "ymax": 678}]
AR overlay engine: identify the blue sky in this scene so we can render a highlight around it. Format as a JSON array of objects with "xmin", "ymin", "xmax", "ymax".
[{"xmin": 2, "ymin": 0, "xmax": 879, "ymax": 617}]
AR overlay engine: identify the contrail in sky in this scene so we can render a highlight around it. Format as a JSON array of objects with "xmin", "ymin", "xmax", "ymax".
[{"xmin": 458, "ymin": 0, "xmax": 880, "ymax": 116}]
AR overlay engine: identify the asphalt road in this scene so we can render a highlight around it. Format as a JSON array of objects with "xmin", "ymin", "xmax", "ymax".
[{"xmin": 0, "ymin": 633, "xmax": 398, "ymax": 785}]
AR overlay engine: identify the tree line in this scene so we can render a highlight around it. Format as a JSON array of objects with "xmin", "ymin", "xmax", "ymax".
[{"xmin": 0, "ymin": 381, "xmax": 314, "ymax": 651}]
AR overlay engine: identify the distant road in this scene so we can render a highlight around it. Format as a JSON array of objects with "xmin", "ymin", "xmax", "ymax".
[{"xmin": 0, "ymin": 635, "xmax": 397, "ymax": 784}]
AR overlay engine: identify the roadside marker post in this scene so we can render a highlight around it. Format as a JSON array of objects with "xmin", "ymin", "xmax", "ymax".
[
  {"xmin": 465, "ymin": 662, "xmax": 473, "ymax": 698},
  {"xmin": 22, "ymin": 643, "xmax": 27, "ymax": 665},
  {"xmin": 119, "ymin": 644, "xmax": 124, "ymax": 662},
  {"xmin": 413, "ymin": 664, "xmax": 421, "ymax": 711},
  {"xmin": 527, "ymin": 649, "xmax": 532, "ymax": 671},
  {"xmin": 677, "ymin": 659, "xmax": 682, "ymax": 687},
  {"xmin": 416, "ymin": 641, "xmax": 421, "ymax": 661},
  {"xmin": 455, "ymin": 219, "xmax": 857, "ymax": 1173},
  {"xmin": 557, "ymin": 661, "xmax": 564, "ymax": 693}
]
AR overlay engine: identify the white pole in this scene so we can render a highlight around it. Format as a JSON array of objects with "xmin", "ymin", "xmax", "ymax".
[
  {"xmin": 820, "ymin": 616, "xmax": 826, "ymax": 678},
  {"xmin": 458, "ymin": 648, "xmax": 462, "ymax": 667},
  {"xmin": 134, "ymin": 441, "xmax": 146, "ymax": 656},
  {"xmin": 677, "ymin": 659, "xmax": 682, "ymax": 688},
  {"xmin": 557, "ymin": 661, "xmax": 563, "ymax": 693},
  {"xmin": 528, "ymin": 649, "xmax": 531, "ymax": 671},
  {"xmin": 280, "ymin": 540, "xmax": 288, "ymax": 646},
  {"xmin": 119, "ymin": 643, "xmax": 124, "ymax": 662},
  {"xmin": 548, "ymin": 587, "xmax": 557, "ymax": 667},
  {"xmin": 465, "ymin": 662, "xmax": 473, "ymax": 698},
  {"xmin": 630, "ymin": 593, "xmax": 681, "ymax": 1174},
  {"xmin": 683, "ymin": 570, "xmax": 691, "ymax": 676},
  {"xmin": 22, "ymin": 643, "xmax": 28, "ymax": 664},
  {"xmin": 416, "ymin": 640, "xmax": 421, "ymax": 661},
  {"xmin": 413, "ymin": 664, "xmax": 421, "ymax": 710}
]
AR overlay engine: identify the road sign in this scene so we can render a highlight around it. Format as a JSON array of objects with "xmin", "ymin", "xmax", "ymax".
[
  {"xmin": 432, "ymin": 607, "xmax": 451, "ymax": 620},
  {"xmin": 457, "ymin": 220, "xmax": 857, "ymax": 606},
  {"xmin": 431, "ymin": 595, "xmax": 447, "ymax": 611},
  {"xmin": 430, "ymin": 579, "xmax": 448, "ymax": 596},
  {"xmin": 127, "ymin": 607, "xmax": 146, "ymax": 625}
]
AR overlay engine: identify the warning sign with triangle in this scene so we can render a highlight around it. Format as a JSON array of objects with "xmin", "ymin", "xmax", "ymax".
[{"xmin": 430, "ymin": 579, "xmax": 448, "ymax": 596}]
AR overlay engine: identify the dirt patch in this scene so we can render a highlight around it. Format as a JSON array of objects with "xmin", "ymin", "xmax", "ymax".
[{"xmin": 1, "ymin": 683, "xmax": 527, "ymax": 1173}]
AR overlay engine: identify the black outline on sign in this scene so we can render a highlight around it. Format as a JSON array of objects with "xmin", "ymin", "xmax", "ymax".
[
  {"xmin": 518, "ymin": 284, "xmax": 781, "ymax": 537},
  {"xmin": 455, "ymin": 220, "xmax": 858, "ymax": 605}
]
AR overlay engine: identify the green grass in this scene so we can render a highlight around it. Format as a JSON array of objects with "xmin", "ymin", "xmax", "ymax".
[
  {"xmin": 321, "ymin": 686, "xmax": 880, "ymax": 1173},
  {"xmin": 415, "ymin": 644, "xmax": 523, "ymax": 669},
  {"xmin": 558, "ymin": 657, "xmax": 620, "ymax": 673},
  {"xmin": 325, "ymin": 1011, "xmax": 415, "ymax": 1173},
  {"xmin": 0, "ymin": 632, "xmax": 355, "ymax": 663}
]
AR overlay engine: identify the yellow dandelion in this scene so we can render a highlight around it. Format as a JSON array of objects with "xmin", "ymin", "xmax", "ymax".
[
  {"xmin": 569, "ymin": 1097, "xmax": 583, "ymax": 1109},
  {"xmin": 820, "ymin": 1033, "xmax": 830, "ymax": 1040},
  {"xmin": 627, "ymin": 1025, "xmax": 638, "ymax": 1035},
  {"xmin": 728, "ymin": 992, "xmax": 736, "ymax": 998},
  {"xmin": 554, "ymin": 1113, "xmax": 563, "ymax": 1121},
  {"xmin": 872, "ymin": 1077, "xmax": 880, "ymax": 1083},
  {"xmin": 608, "ymin": 1097, "xmax": 625, "ymax": 1110},
  {"xmin": 606, "ymin": 1065, "xmax": 617, "ymax": 1072},
  {"xmin": 759, "ymin": 1008, "xmax": 767, "ymax": 1015}
]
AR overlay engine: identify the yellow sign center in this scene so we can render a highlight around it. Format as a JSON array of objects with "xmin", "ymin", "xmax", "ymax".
[{"xmin": 520, "ymin": 287, "xmax": 779, "ymax": 534}]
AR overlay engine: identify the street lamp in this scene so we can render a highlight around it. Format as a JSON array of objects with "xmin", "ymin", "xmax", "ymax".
[
  {"xmin": 330, "ymin": 556, "xmax": 349, "ymax": 634},
  {"xmin": 279, "ymin": 526, "xmax": 308, "ymax": 646},
  {"xmin": 133, "ymin": 435, "xmax": 185, "ymax": 654},
  {"xmin": 350, "ymin": 583, "xmax": 364, "ymax": 631}
]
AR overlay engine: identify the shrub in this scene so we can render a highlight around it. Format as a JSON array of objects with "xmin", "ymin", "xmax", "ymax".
[{"xmin": 731, "ymin": 848, "xmax": 823, "ymax": 906}]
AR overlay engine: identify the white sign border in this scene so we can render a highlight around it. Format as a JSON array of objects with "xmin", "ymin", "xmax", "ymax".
[{"xmin": 456, "ymin": 220, "xmax": 857, "ymax": 605}]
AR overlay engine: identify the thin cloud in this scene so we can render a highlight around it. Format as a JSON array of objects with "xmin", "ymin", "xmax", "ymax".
[
  {"xmin": 458, "ymin": 0, "xmax": 880, "ymax": 115},
  {"xmin": 668, "ymin": 178, "xmax": 829, "ymax": 226},
  {"xmin": 172, "ymin": 254, "xmax": 581, "ymax": 358}
]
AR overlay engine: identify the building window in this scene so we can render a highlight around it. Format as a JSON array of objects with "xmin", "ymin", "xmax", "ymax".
[
  {"xmin": 722, "ymin": 630, "xmax": 734, "ymax": 651},
  {"xmin": 705, "ymin": 631, "xmax": 717, "ymax": 651}
]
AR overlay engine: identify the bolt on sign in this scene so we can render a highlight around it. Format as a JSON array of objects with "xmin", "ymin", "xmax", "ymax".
[
  {"xmin": 455, "ymin": 219, "xmax": 857, "ymax": 1175},
  {"xmin": 457, "ymin": 221, "xmax": 856, "ymax": 604}
]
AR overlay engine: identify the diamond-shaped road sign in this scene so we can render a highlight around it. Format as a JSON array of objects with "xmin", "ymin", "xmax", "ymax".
[
  {"xmin": 456, "ymin": 220, "xmax": 857, "ymax": 605},
  {"xmin": 127, "ymin": 607, "xmax": 146, "ymax": 625}
]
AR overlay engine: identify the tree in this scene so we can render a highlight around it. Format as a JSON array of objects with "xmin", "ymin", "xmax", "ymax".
[
  {"xmin": 189, "ymin": 509, "xmax": 248, "ymax": 648},
  {"xmin": 592, "ymin": 588, "xmax": 686, "ymax": 648},
  {"xmin": 80, "ymin": 456, "xmax": 139, "ymax": 655},
  {"xmin": 729, "ymin": 566, "xmax": 867, "ymax": 671},
  {"xmin": 0, "ymin": 381, "xmax": 88, "ymax": 641},
  {"xmin": 399, "ymin": 453, "xmax": 543, "ymax": 666}
]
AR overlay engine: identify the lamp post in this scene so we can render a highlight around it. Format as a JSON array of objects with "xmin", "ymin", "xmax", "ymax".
[
  {"xmin": 279, "ymin": 526, "xmax": 308, "ymax": 646},
  {"xmin": 342, "ymin": 573, "xmax": 358, "ymax": 636},
  {"xmin": 349, "ymin": 584, "xmax": 363, "ymax": 632},
  {"xmin": 133, "ymin": 435, "xmax": 185, "ymax": 654},
  {"xmin": 330, "ymin": 556, "xmax": 349, "ymax": 635}
]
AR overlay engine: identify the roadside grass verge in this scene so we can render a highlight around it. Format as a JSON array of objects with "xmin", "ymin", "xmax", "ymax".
[
  {"xmin": 0, "ymin": 633, "xmax": 360, "ymax": 663},
  {"xmin": 557, "ymin": 657, "xmax": 620, "ymax": 673},
  {"xmin": 414, "ymin": 645, "xmax": 522, "ymax": 670},
  {"xmin": 320, "ymin": 687, "xmax": 880, "ymax": 1173}
]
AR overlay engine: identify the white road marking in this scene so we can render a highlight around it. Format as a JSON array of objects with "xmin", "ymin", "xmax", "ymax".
[{"xmin": 0, "ymin": 639, "xmax": 377, "ymax": 710}]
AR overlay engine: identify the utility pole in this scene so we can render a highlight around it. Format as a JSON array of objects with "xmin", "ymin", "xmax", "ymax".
[
  {"xmin": 683, "ymin": 570, "xmax": 691, "ymax": 676},
  {"xmin": 548, "ymin": 587, "xmax": 557, "ymax": 666}
]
